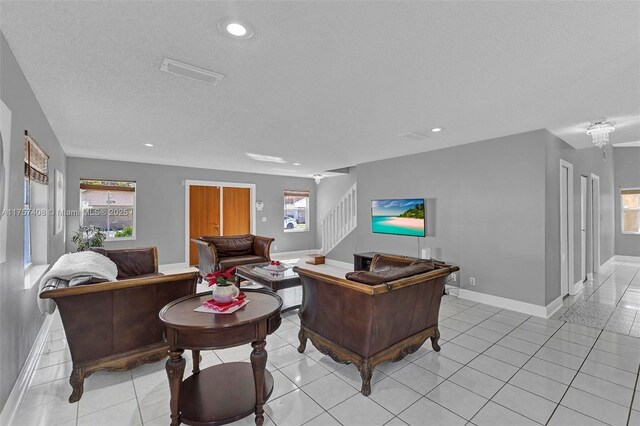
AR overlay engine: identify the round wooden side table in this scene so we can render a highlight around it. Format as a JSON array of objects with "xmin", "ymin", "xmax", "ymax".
[{"xmin": 159, "ymin": 289, "xmax": 282, "ymax": 426}]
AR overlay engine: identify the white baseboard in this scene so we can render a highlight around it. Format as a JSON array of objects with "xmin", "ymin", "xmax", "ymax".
[
  {"xmin": 600, "ymin": 256, "xmax": 616, "ymax": 270},
  {"xmin": 614, "ymin": 255, "xmax": 640, "ymax": 263},
  {"xmin": 545, "ymin": 296, "xmax": 564, "ymax": 318},
  {"xmin": 271, "ymin": 249, "xmax": 321, "ymax": 260},
  {"xmin": 458, "ymin": 289, "xmax": 561, "ymax": 318},
  {"xmin": 570, "ymin": 279, "xmax": 584, "ymax": 296},
  {"xmin": 445, "ymin": 285, "xmax": 459, "ymax": 297},
  {"xmin": 324, "ymin": 258, "xmax": 353, "ymax": 270},
  {"xmin": 0, "ymin": 313, "xmax": 54, "ymax": 426},
  {"xmin": 587, "ymin": 272, "xmax": 594, "ymax": 281}
]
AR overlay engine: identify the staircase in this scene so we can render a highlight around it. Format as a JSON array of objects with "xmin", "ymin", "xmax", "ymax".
[{"xmin": 320, "ymin": 183, "xmax": 357, "ymax": 255}]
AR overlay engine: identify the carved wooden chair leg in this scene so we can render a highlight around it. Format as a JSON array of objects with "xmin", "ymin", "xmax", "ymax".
[
  {"xmin": 431, "ymin": 327, "xmax": 441, "ymax": 352},
  {"xmin": 359, "ymin": 360, "xmax": 373, "ymax": 396},
  {"xmin": 68, "ymin": 366, "xmax": 86, "ymax": 403},
  {"xmin": 297, "ymin": 328, "xmax": 308, "ymax": 353}
]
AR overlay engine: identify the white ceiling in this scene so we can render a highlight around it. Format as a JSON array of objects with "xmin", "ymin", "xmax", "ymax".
[{"xmin": 1, "ymin": 1, "xmax": 638, "ymax": 178}]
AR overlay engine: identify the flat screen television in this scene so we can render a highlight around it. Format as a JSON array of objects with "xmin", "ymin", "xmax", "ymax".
[{"xmin": 371, "ymin": 198, "xmax": 425, "ymax": 237}]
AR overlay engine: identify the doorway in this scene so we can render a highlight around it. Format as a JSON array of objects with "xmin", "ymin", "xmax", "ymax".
[
  {"xmin": 185, "ymin": 180, "xmax": 256, "ymax": 266},
  {"xmin": 188, "ymin": 185, "xmax": 220, "ymax": 266},
  {"xmin": 559, "ymin": 160, "xmax": 574, "ymax": 298},
  {"xmin": 590, "ymin": 174, "xmax": 600, "ymax": 277},
  {"xmin": 580, "ymin": 175, "xmax": 588, "ymax": 283}
]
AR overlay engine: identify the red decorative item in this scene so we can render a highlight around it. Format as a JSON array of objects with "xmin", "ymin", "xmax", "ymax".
[
  {"xmin": 203, "ymin": 292, "xmax": 247, "ymax": 312},
  {"xmin": 206, "ymin": 266, "xmax": 237, "ymax": 287}
]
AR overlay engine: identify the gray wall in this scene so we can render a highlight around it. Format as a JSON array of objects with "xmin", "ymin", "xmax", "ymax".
[
  {"xmin": 614, "ymin": 147, "xmax": 640, "ymax": 256},
  {"xmin": 65, "ymin": 158, "xmax": 317, "ymax": 263},
  {"xmin": 0, "ymin": 32, "xmax": 67, "ymax": 410},
  {"xmin": 327, "ymin": 130, "xmax": 548, "ymax": 306}
]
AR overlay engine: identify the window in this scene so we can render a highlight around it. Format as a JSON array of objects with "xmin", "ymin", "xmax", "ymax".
[
  {"xmin": 24, "ymin": 133, "xmax": 48, "ymax": 269},
  {"xmin": 80, "ymin": 179, "xmax": 136, "ymax": 239},
  {"xmin": 284, "ymin": 190, "xmax": 309, "ymax": 232},
  {"xmin": 23, "ymin": 179, "xmax": 31, "ymax": 268},
  {"xmin": 621, "ymin": 188, "xmax": 640, "ymax": 234}
]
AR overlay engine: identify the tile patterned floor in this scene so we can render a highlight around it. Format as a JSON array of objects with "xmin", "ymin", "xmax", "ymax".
[
  {"xmin": 12, "ymin": 288, "xmax": 640, "ymax": 426},
  {"xmin": 553, "ymin": 258, "xmax": 640, "ymax": 336}
]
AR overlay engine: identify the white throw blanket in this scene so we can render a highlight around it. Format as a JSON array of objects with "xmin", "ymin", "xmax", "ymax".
[{"xmin": 38, "ymin": 251, "xmax": 118, "ymax": 314}]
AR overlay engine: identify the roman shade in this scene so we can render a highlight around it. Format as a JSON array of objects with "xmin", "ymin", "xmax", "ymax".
[
  {"xmin": 24, "ymin": 132, "xmax": 48, "ymax": 185},
  {"xmin": 621, "ymin": 189, "xmax": 640, "ymax": 195},
  {"xmin": 284, "ymin": 190, "xmax": 310, "ymax": 197}
]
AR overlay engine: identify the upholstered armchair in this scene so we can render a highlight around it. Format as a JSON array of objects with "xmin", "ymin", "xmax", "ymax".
[
  {"xmin": 39, "ymin": 247, "xmax": 199, "ymax": 402},
  {"xmin": 191, "ymin": 234, "xmax": 274, "ymax": 281},
  {"xmin": 294, "ymin": 254, "xmax": 459, "ymax": 395}
]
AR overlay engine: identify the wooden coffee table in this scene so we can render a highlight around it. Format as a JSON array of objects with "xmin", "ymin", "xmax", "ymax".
[
  {"xmin": 160, "ymin": 289, "xmax": 282, "ymax": 426},
  {"xmin": 235, "ymin": 263, "xmax": 302, "ymax": 312}
]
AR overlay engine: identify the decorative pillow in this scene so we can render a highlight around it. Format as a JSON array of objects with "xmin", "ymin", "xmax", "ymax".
[{"xmin": 345, "ymin": 260, "xmax": 436, "ymax": 285}]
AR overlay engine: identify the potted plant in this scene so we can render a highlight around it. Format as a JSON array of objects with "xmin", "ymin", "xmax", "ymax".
[
  {"xmin": 72, "ymin": 226, "xmax": 107, "ymax": 252},
  {"xmin": 206, "ymin": 267, "xmax": 238, "ymax": 304}
]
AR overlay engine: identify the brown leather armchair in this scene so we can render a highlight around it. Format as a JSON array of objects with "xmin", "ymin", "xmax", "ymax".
[
  {"xmin": 191, "ymin": 234, "xmax": 274, "ymax": 280},
  {"xmin": 39, "ymin": 247, "xmax": 198, "ymax": 402},
  {"xmin": 294, "ymin": 254, "xmax": 459, "ymax": 395}
]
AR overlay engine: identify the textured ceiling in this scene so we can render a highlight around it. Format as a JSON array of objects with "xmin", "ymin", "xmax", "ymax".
[{"xmin": 1, "ymin": 1, "xmax": 638, "ymax": 178}]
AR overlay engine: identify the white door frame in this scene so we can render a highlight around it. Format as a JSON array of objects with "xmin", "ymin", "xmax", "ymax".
[
  {"xmin": 559, "ymin": 160, "xmax": 574, "ymax": 298},
  {"xmin": 580, "ymin": 175, "xmax": 588, "ymax": 283},
  {"xmin": 184, "ymin": 180, "xmax": 256, "ymax": 266},
  {"xmin": 590, "ymin": 173, "xmax": 600, "ymax": 276}
]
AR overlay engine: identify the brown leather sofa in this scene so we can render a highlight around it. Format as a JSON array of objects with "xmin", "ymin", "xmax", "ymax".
[
  {"xmin": 39, "ymin": 247, "xmax": 198, "ymax": 402},
  {"xmin": 294, "ymin": 254, "xmax": 459, "ymax": 395},
  {"xmin": 191, "ymin": 234, "xmax": 274, "ymax": 279}
]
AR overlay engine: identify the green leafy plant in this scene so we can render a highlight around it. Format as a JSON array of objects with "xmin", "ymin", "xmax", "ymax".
[
  {"xmin": 399, "ymin": 203, "xmax": 425, "ymax": 219},
  {"xmin": 72, "ymin": 226, "xmax": 107, "ymax": 251},
  {"xmin": 114, "ymin": 226, "xmax": 133, "ymax": 238}
]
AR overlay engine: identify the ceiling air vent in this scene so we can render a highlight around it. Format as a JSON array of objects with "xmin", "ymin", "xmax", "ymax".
[
  {"xmin": 160, "ymin": 58, "xmax": 224, "ymax": 86},
  {"xmin": 399, "ymin": 131, "xmax": 429, "ymax": 140}
]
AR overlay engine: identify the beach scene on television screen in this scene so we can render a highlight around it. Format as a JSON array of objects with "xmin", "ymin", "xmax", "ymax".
[{"xmin": 371, "ymin": 199, "xmax": 425, "ymax": 237}]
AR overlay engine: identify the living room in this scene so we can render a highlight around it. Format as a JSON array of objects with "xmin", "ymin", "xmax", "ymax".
[{"xmin": 1, "ymin": 1, "xmax": 640, "ymax": 426}]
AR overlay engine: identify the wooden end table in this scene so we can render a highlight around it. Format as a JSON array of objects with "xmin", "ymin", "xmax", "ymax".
[{"xmin": 159, "ymin": 289, "xmax": 282, "ymax": 425}]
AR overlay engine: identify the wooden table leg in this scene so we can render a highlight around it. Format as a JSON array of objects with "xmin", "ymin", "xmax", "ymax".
[
  {"xmin": 166, "ymin": 348, "xmax": 185, "ymax": 426},
  {"xmin": 250, "ymin": 339, "xmax": 267, "ymax": 426},
  {"xmin": 192, "ymin": 350, "xmax": 200, "ymax": 374}
]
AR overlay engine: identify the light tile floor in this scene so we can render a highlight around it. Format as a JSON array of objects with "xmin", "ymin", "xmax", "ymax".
[
  {"xmin": 12, "ymin": 288, "xmax": 640, "ymax": 426},
  {"xmin": 552, "ymin": 258, "xmax": 640, "ymax": 336}
]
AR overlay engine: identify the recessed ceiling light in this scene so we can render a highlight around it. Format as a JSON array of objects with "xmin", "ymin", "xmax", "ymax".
[
  {"xmin": 431, "ymin": 127, "xmax": 444, "ymax": 133},
  {"xmin": 292, "ymin": 162, "xmax": 301, "ymax": 166},
  {"xmin": 226, "ymin": 23, "xmax": 247, "ymax": 37},
  {"xmin": 143, "ymin": 143, "xmax": 154, "ymax": 147},
  {"xmin": 218, "ymin": 17, "xmax": 255, "ymax": 40}
]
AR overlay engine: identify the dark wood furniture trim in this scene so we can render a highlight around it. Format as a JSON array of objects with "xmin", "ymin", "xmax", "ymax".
[
  {"xmin": 70, "ymin": 343, "xmax": 168, "ymax": 403},
  {"xmin": 298, "ymin": 325, "xmax": 440, "ymax": 396},
  {"xmin": 293, "ymin": 263, "xmax": 458, "ymax": 295},
  {"xmin": 40, "ymin": 271, "xmax": 195, "ymax": 299}
]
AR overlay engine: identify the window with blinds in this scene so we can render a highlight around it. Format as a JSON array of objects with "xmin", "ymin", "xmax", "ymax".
[
  {"xmin": 80, "ymin": 179, "xmax": 137, "ymax": 239},
  {"xmin": 24, "ymin": 133, "xmax": 48, "ymax": 185},
  {"xmin": 23, "ymin": 132, "xmax": 49, "ymax": 269},
  {"xmin": 284, "ymin": 190, "xmax": 310, "ymax": 232},
  {"xmin": 621, "ymin": 188, "xmax": 640, "ymax": 234}
]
